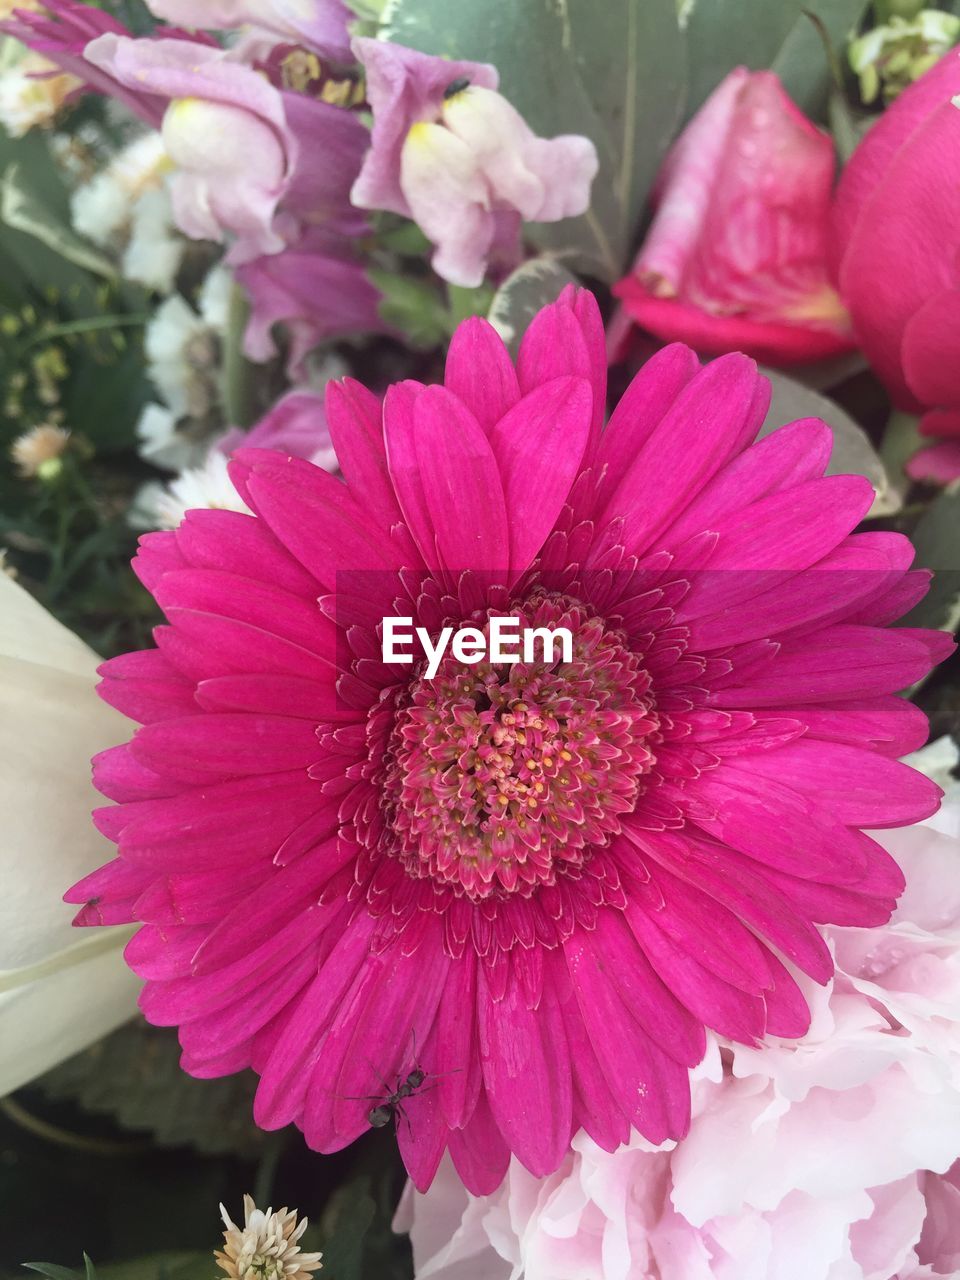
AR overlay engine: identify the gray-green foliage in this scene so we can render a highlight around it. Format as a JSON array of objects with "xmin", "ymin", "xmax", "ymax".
[
  {"xmin": 682, "ymin": 0, "xmax": 872, "ymax": 118},
  {"xmin": 902, "ymin": 488, "xmax": 960, "ymax": 634},
  {"xmin": 38, "ymin": 1020, "xmax": 266, "ymax": 1158}
]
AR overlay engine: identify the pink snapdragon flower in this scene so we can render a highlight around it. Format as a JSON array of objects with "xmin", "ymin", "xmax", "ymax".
[
  {"xmin": 831, "ymin": 51, "xmax": 960, "ymax": 484},
  {"xmin": 400, "ymin": 796, "xmax": 960, "ymax": 1278},
  {"xmin": 350, "ymin": 39, "xmax": 598, "ymax": 287},
  {"xmin": 236, "ymin": 229, "xmax": 385, "ymax": 375},
  {"xmin": 68, "ymin": 290, "xmax": 951, "ymax": 1195},
  {"xmin": 144, "ymin": 0, "xmax": 353, "ymax": 62},
  {"xmin": 219, "ymin": 390, "xmax": 338, "ymax": 474},
  {"xmin": 613, "ymin": 68, "xmax": 855, "ymax": 365},
  {"xmin": 84, "ymin": 34, "xmax": 366, "ymax": 263},
  {"xmin": 0, "ymin": 0, "xmax": 203, "ymax": 127}
]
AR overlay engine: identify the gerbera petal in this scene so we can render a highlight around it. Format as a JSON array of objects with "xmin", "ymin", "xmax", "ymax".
[
  {"xmin": 486, "ymin": 376, "xmax": 592, "ymax": 572},
  {"xmin": 157, "ymin": 611, "xmax": 336, "ymax": 683},
  {"xmin": 175, "ymin": 508, "xmax": 319, "ymax": 596},
  {"xmin": 133, "ymin": 864, "xmax": 265, "ymax": 926},
  {"xmin": 599, "ymin": 353, "xmax": 769, "ymax": 556},
  {"xmin": 444, "ymin": 316, "xmax": 520, "ymax": 431},
  {"xmin": 625, "ymin": 904, "xmax": 766, "ymax": 1044},
  {"xmin": 646, "ymin": 830, "xmax": 834, "ymax": 983},
  {"xmin": 412, "ymin": 385, "xmax": 510, "ymax": 572},
  {"xmin": 129, "ymin": 713, "xmax": 321, "ymax": 784},
  {"xmin": 195, "ymin": 673, "xmax": 357, "ymax": 722},
  {"xmin": 564, "ymin": 931, "xmax": 690, "ymax": 1145},
  {"xmin": 589, "ymin": 909, "xmax": 705, "ymax": 1065},
  {"xmin": 237, "ymin": 449, "xmax": 399, "ymax": 583},
  {"xmin": 396, "ymin": 1081, "xmax": 449, "ymax": 1192},
  {"xmin": 554, "ymin": 969, "xmax": 631, "ymax": 1152},
  {"xmin": 447, "ymin": 1091, "xmax": 512, "ymax": 1196},
  {"xmin": 680, "ymin": 539, "xmax": 909, "ymax": 649},
  {"xmin": 477, "ymin": 964, "xmax": 573, "ymax": 1176},
  {"xmin": 154, "ymin": 569, "xmax": 338, "ymax": 658},
  {"xmin": 738, "ymin": 741, "xmax": 943, "ymax": 826},
  {"xmin": 767, "ymin": 698, "xmax": 928, "ymax": 757},
  {"xmin": 93, "ymin": 744, "xmax": 180, "ymax": 802},
  {"xmin": 516, "ymin": 293, "xmax": 593, "ymax": 404},
  {"xmin": 710, "ymin": 624, "xmax": 942, "ymax": 704},
  {"xmin": 133, "ymin": 530, "xmax": 188, "ymax": 591},
  {"xmin": 652, "ymin": 416, "xmax": 833, "ymax": 551},
  {"xmin": 97, "ymin": 650, "xmax": 197, "ymax": 724},
  {"xmin": 430, "ymin": 951, "xmax": 482, "ymax": 1130},
  {"xmin": 254, "ymin": 910, "xmax": 377, "ymax": 1130},
  {"xmin": 595, "ymin": 343, "xmax": 701, "ymax": 510},
  {"xmin": 112, "ymin": 773, "xmax": 324, "ymax": 870}
]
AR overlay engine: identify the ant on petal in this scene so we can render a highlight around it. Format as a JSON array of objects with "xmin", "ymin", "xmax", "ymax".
[
  {"xmin": 366, "ymin": 1066, "xmax": 428, "ymax": 1130},
  {"xmin": 345, "ymin": 1032, "xmax": 456, "ymax": 1132}
]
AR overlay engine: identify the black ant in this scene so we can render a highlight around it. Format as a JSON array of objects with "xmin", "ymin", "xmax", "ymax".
[
  {"xmin": 343, "ymin": 1033, "xmax": 457, "ymax": 1131},
  {"xmin": 443, "ymin": 77, "xmax": 471, "ymax": 99},
  {"xmin": 366, "ymin": 1065, "xmax": 428, "ymax": 1129}
]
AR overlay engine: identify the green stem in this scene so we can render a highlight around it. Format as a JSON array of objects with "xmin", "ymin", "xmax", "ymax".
[
  {"xmin": 18, "ymin": 314, "xmax": 148, "ymax": 354},
  {"xmin": 584, "ymin": 208, "xmax": 620, "ymax": 283},
  {"xmin": 0, "ymin": 1097, "xmax": 148, "ymax": 1155},
  {"xmin": 880, "ymin": 407, "xmax": 923, "ymax": 498},
  {"xmin": 222, "ymin": 284, "xmax": 257, "ymax": 429},
  {"xmin": 253, "ymin": 1131, "xmax": 288, "ymax": 1208}
]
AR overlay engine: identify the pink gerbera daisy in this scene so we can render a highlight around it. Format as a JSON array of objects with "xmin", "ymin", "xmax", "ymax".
[{"xmin": 69, "ymin": 289, "xmax": 952, "ymax": 1194}]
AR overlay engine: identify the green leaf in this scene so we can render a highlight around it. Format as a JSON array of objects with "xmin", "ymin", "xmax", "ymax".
[
  {"xmin": 487, "ymin": 256, "xmax": 578, "ymax": 354},
  {"xmin": 221, "ymin": 283, "xmax": 258, "ymax": 429},
  {"xmin": 447, "ymin": 281, "xmax": 494, "ymax": 327},
  {"xmin": 375, "ymin": 216, "xmax": 433, "ymax": 257},
  {"xmin": 37, "ymin": 1019, "xmax": 268, "ymax": 1158},
  {"xmin": 2, "ymin": 163, "xmax": 118, "ymax": 280},
  {"xmin": 683, "ymin": 0, "xmax": 871, "ymax": 120},
  {"xmin": 369, "ymin": 267, "xmax": 450, "ymax": 348},
  {"xmin": 902, "ymin": 488, "xmax": 960, "ymax": 634},
  {"xmin": 758, "ymin": 369, "xmax": 900, "ymax": 516},
  {"xmin": 0, "ymin": 132, "xmax": 102, "ymax": 309},
  {"xmin": 383, "ymin": 0, "xmax": 686, "ymax": 280},
  {"xmin": 318, "ymin": 1179, "xmax": 377, "ymax": 1280},
  {"xmin": 98, "ymin": 1254, "xmax": 212, "ymax": 1280},
  {"xmin": 346, "ymin": 0, "xmax": 392, "ymax": 19},
  {"xmin": 27, "ymin": 1254, "xmax": 212, "ymax": 1280},
  {"xmin": 59, "ymin": 334, "xmax": 151, "ymax": 455},
  {"xmin": 24, "ymin": 1263, "xmax": 91, "ymax": 1280}
]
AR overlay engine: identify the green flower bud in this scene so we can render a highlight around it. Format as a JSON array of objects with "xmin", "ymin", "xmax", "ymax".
[
  {"xmin": 36, "ymin": 456, "xmax": 64, "ymax": 482},
  {"xmin": 850, "ymin": 10, "xmax": 960, "ymax": 104}
]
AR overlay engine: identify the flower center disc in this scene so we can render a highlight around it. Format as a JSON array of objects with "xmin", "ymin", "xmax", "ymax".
[{"xmin": 382, "ymin": 593, "xmax": 659, "ymax": 900}]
